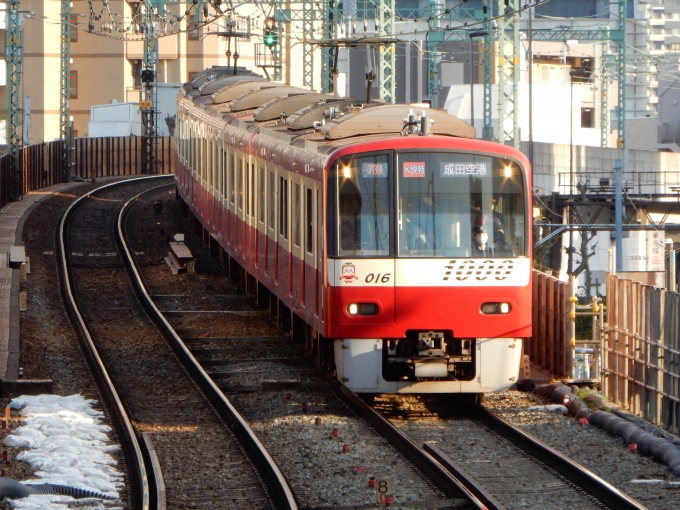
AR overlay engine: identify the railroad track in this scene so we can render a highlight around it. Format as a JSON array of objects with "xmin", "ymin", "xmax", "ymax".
[
  {"xmin": 373, "ymin": 394, "xmax": 646, "ymax": 510},
  {"xmin": 112, "ymin": 180, "xmax": 644, "ymax": 510},
  {"xmin": 115, "ymin": 185, "xmax": 485, "ymax": 509},
  {"xmin": 59, "ymin": 177, "xmax": 294, "ymax": 509}
]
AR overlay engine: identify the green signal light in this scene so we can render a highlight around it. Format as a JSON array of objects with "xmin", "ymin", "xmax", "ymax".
[{"xmin": 264, "ymin": 31, "xmax": 277, "ymax": 48}]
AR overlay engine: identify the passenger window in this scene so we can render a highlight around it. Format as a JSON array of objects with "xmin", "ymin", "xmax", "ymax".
[
  {"xmin": 229, "ymin": 153, "xmax": 235, "ymax": 205},
  {"xmin": 259, "ymin": 167, "xmax": 265, "ymax": 224},
  {"xmin": 293, "ymin": 183, "xmax": 301, "ymax": 247},
  {"xmin": 279, "ymin": 176, "xmax": 288, "ymax": 239},
  {"xmin": 306, "ymin": 187, "xmax": 313, "ymax": 254},
  {"xmin": 268, "ymin": 170, "xmax": 275, "ymax": 231}
]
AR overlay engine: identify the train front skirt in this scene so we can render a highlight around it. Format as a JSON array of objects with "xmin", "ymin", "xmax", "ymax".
[{"xmin": 333, "ymin": 337, "xmax": 523, "ymax": 393}]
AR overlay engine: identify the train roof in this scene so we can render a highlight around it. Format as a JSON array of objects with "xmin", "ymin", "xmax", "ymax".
[{"xmin": 182, "ymin": 73, "xmax": 477, "ymax": 145}]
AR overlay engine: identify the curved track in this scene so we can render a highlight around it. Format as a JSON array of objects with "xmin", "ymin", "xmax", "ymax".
[{"xmin": 59, "ymin": 177, "xmax": 295, "ymax": 510}]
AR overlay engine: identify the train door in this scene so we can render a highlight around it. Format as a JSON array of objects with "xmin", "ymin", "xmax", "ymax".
[
  {"xmin": 207, "ymin": 131, "xmax": 214, "ymax": 230},
  {"xmin": 277, "ymin": 170, "xmax": 290, "ymax": 291},
  {"xmin": 210, "ymin": 132, "xmax": 218, "ymax": 233},
  {"xmin": 236, "ymin": 154, "xmax": 244, "ymax": 253},
  {"xmin": 303, "ymin": 180, "xmax": 319, "ymax": 321},
  {"xmin": 246, "ymin": 158, "xmax": 254, "ymax": 265},
  {"xmin": 267, "ymin": 166, "xmax": 276, "ymax": 281},
  {"xmin": 200, "ymin": 128, "xmax": 206, "ymax": 219},
  {"xmin": 218, "ymin": 141, "xmax": 226, "ymax": 244},
  {"xmin": 228, "ymin": 149, "xmax": 236, "ymax": 247},
  {"xmin": 330, "ymin": 152, "xmax": 396, "ymax": 327},
  {"xmin": 256, "ymin": 162, "xmax": 266, "ymax": 271},
  {"xmin": 216, "ymin": 137, "xmax": 224, "ymax": 236},
  {"xmin": 291, "ymin": 175, "xmax": 304, "ymax": 307}
]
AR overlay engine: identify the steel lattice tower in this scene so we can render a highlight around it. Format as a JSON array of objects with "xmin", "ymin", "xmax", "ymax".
[
  {"xmin": 377, "ymin": 0, "xmax": 395, "ymax": 103},
  {"xmin": 615, "ymin": 0, "xmax": 626, "ymax": 148},
  {"xmin": 60, "ymin": 0, "xmax": 72, "ymax": 181},
  {"xmin": 302, "ymin": 0, "xmax": 316, "ymax": 89},
  {"xmin": 482, "ymin": 20, "xmax": 493, "ymax": 141},
  {"xmin": 496, "ymin": 0, "xmax": 520, "ymax": 148},
  {"xmin": 6, "ymin": 0, "xmax": 22, "ymax": 198},
  {"xmin": 141, "ymin": 1, "xmax": 159, "ymax": 174}
]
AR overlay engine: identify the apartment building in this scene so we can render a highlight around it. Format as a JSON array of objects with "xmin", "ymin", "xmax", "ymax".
[
  {"xmin": 1, "ymin": 0, "xmax": 679, "ymax": 145},
  {"xmin": 0, "ymin": 0, "xmax": 264, "ymax": 142}
]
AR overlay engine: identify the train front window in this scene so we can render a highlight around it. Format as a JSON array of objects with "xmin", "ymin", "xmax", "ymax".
[
  {"xmin": 397, "ymin": 152, "xmax": 526, "ymax": 258},
  {"xmin": 328, "ymin": 154, "xmax": 392, "ymax": 257}
]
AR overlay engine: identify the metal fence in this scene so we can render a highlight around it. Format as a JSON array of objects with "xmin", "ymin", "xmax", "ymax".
[
  {"xmin": 0, "ymin": 136, "xmax": 175, "ymax": 208},
  {"xmin": 604, "ymin": 273, "xmax": 680, "ymax": 435}
]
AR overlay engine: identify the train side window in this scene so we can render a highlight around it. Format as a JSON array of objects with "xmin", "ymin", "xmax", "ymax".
[
  {"xmin": 245, "ymin": 162, "xmax": 251, "ymax": 216},
  {"xmin": 211, "ymin": 137, "xmax": 216, "ymax": 190},
  {"xmin": 293, "ymin": 182, "xmax": 301, "ymax": 247},
  {"xmin": 202, "ymin": 138, "xmax": 207, "ymax": 183},
  {"xmin": 268, "ymin": 170, "xmax": 275, "ymax": 232},
  {"xmin": 229, "ymin": 153, "xmax": 235, "ymax": 205},
  {"xmin": 258, "ymin": 166, "xmax": 265, "ymax": 224},
  {"xmin": 222, "ymin": 149, "xmax": 229, "ymax": 198},
  {"xmin": 248, "ymin": 163, "xmax": 255, "ymax": 216},
  {"xmin": 207, "ymin": 136, "xmax": 212, "ymax": 187},
  {"xmin": 279, "ymin": 175, "xmax": 288, "ymax": 240},
  {"xmin": 306, "ymin": 187, "xmax": 313, "ymax": 254},
  {"xmin": 237, "ymin": 158, "xmax": 243, "ymax": 211}
]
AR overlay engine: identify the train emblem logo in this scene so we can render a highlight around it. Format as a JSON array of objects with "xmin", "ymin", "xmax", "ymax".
[{"xmin": 340, "ymin": 263, "xmax": 359, "ymax": 283}]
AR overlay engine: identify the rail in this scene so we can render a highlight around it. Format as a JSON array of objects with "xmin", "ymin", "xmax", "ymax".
[
  {"xmin": 332, "ymin": 385, "xmax": 484, "ymax": 509},
  {"xmin": 57, "ymin": 178, "xmax": 165, "ymax": 510},
  {"xmin": 116, "ymin": 187, "xmax": 298, "ymax": 510}
]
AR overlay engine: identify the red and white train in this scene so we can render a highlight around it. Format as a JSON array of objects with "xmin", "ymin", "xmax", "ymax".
[{"xmin": 175, "ymin": 68, "xmax": 532, "ymax": 396}]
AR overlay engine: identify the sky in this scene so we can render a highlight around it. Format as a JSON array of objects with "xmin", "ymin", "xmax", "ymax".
[{"xmin": 2, "ymin": 394, "xmax": 122, "ymax": 509}]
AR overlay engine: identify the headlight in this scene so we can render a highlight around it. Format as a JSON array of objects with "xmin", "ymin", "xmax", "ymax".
[
  {"xmin": 347, "ymin": 303, "xmax": 379, "ymax": 316},
  {"xmin": 481, "ymin": 302, "xmax": 511, "ymax": 314}
]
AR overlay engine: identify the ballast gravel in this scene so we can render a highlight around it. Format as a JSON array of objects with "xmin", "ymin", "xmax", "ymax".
[{"xmin": 485, "ymin": 391, "xmax": 680, "ymax": 509}]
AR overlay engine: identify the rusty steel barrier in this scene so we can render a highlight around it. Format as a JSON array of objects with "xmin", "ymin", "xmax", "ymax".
[
  {"xmin": 530, "ymin": 270, "xmax": 568, "ymax": 379},
  {"xmin": 0, "ymin": 137, "xmax": 175, "ymax": 208},
  {"xmin": 604, "ymin": 273, "xmax": 680, "ymax": 435}
]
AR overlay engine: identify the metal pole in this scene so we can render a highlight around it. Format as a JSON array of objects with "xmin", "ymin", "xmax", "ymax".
[
  {"xmin": 567, "ymin": 276, "xmax": 575, "ymax": 378},
  {"xmin": 470, "ymin": 40, "xmax": 474, "ymax": 129},
  {"xmin": 568, "ymin": 79, "xmax": 574, "ymax": 276},
  {"xmin": 615, "ymin": 158, "xmax": 623, "ymax": 271},
  {"xmin": 468, "ymin": 31, "xmax": 487, "ymax": 137},
  {"xmin": 528, "ymin": 5, "xmax": 533, "ymax": 172},
  {"xmin": 670, "ymin": 247, "xmax": 677, "ymax": 292}
]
